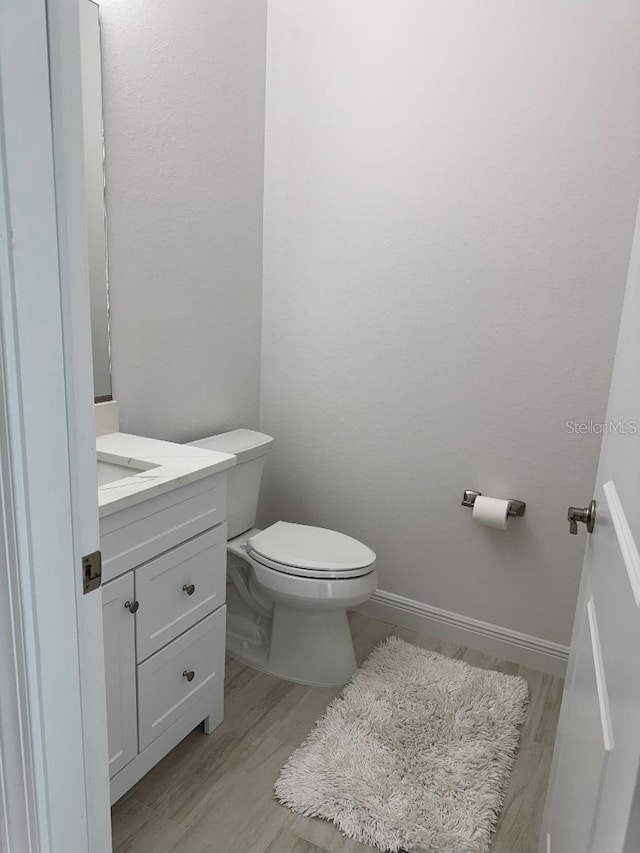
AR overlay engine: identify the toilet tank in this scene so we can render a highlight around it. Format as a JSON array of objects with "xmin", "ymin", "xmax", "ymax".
[{"xmin": 188, "ymin": 429, "xmax": 274, "ymax": 539}]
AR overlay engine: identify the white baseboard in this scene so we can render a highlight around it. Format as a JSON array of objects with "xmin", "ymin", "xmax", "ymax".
[{"xmin": 359, "ymin": 590, "xmax": 569, "ymax": 677}]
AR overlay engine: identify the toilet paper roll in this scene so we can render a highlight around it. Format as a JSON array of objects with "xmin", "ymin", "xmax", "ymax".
[{"xmin": 472, "ymin": 496, "xmax": 510, "ymax": 530}]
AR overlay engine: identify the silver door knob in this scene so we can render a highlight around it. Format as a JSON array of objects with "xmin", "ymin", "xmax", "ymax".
[
  {"xmin": 567, "ymin": 500, "xmax": 596, "ymax": 535},
  {"xmin": 124, "ymin": 599, "xmax": 139, "ymax": 614},
  {"xmin": 182, "ymin": 669, "xmax": 195, "ymax": 682},
  {"xmin": 182, "ymin": 583, "xmax": 195, "ymax": 596}
]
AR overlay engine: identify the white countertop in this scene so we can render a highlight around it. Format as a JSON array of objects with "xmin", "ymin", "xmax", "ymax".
[{"xmin": 97, "ymin": 432, "xmax": 236, "ymax": 518}]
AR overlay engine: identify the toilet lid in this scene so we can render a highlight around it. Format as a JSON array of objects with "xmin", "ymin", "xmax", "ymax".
[{"xmin": 247, "ymin": 521, "xmax": 376, "ymax": 578}]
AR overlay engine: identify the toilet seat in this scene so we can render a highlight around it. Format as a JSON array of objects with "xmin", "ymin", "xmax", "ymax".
[{"xmin": 247, "ymin": 521, "xmax": 376, "ymax": 580}]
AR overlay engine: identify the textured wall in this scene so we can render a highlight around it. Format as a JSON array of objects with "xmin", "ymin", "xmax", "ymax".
[
  {"xmin": 100, "ymin": 0, "xmax": 267, "ymax": 441},
  {"xmin": 260, "ymin": 0, "xmax": 640, "ymax": 644}
]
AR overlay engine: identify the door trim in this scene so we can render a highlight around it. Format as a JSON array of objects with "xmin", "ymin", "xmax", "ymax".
[
  {"xmin": 47, "ymin": 0, "xmax": 112, "ymax": 846},
  {"xmin": 603, "ymin": 480, "xmax": 640, "ymax": 607},
  {"xmin": 0, "ymin": 244, "xmax": 39, "ymax": 853},
  {"xmin": 586, "ymin": 595, "xmax": 614, "ymax": 752}
]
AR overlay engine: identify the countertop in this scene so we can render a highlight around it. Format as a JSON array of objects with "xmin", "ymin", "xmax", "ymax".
[{"xmin": 97, "ymin": 432, "xmax": 236, "ymax": 518}]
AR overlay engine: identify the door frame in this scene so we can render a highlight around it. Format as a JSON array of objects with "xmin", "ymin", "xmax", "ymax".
[{"xmin": 0, "ymin": 0, "xmax": 111, "ymax": 851}]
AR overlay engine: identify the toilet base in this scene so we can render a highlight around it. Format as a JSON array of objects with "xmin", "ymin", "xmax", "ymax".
[
  {"xmin": 226, "ymin": 603, "xmax": 358, "ymax": 687},
  {"xmin": 269, "ymin": 604, "xmax": 357, "ymax": 686}
]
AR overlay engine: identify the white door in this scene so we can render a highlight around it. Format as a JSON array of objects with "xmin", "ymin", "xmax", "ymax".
[
  {"xmin": 0, "ymin": 0, "xmax": 112, "ymax": 851},
  {"xmin": 541, "ymin": 205, "xmax": 640, "ymax": 852},
  {"xmin": 103, "ymin": 574, "xmax": 138, "ymax": 779}
]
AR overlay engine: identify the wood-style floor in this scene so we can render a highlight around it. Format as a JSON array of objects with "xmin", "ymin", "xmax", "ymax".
[{"xmin": 111, "ymin": 611, "xmax": 564, "ymax": 853}]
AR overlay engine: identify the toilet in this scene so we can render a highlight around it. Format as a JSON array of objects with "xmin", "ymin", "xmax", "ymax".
[{"xmin": 188, "ymin": 429, "xmax": 378, "ymax": 686}]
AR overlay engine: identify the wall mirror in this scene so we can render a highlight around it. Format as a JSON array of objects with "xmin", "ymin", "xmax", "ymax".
[{"xmin": 79, "ymin": 0, "xmax": 111, "ymax": 401}]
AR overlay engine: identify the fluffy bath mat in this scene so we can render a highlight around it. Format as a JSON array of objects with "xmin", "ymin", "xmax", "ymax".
[{"xmin": 274, "ymin": 636, "xmax": 528, "ymax": 853}]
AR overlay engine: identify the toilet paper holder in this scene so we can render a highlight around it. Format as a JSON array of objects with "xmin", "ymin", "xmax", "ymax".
[{"xmin": 461, "ymin": 490, "xmax": 526, "ymax": 518}]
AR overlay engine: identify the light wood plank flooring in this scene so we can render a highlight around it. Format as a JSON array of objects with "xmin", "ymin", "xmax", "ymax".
[{"xmin": 112, "ymin": 612, "xmax": 564, "ymax": 853}]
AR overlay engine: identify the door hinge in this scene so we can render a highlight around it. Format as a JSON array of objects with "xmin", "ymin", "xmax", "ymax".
[{"xmin": 82, "ymin": 550, "xmax": 102, "ymax": 594}]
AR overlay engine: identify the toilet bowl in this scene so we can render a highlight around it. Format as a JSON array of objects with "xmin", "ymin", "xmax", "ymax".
[{"xmin": 188, "ymin": 430, "xmax": 377, "ymax": 686}]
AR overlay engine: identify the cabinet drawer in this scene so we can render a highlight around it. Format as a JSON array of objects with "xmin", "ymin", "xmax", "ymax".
[
  {"xmin": 137, "ymin": 607, "xmax": 226, "ymax": 751},
  {"xmin": 135, "ymin": 524, "xmax": 227, "ymax": 661}
]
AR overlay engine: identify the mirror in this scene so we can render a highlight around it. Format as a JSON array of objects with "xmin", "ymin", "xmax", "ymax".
[{"xmin": 79, "ymin": 0, "xmax": 111, "ymax": 401}]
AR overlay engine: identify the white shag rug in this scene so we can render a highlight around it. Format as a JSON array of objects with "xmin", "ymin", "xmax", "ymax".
[{"xmin": 274, "ymin": 636, "xmax": 529, "ymax": 853}]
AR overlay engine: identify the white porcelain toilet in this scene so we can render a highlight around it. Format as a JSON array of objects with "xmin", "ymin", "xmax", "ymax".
[{"xmin": 188, "ymin": 430, "xmax": 378, "ymax": 686}]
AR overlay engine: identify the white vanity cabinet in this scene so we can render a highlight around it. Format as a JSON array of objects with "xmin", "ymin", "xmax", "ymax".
[{"xmin": 100, "ymin": 472, "xmax": 228, "ymax": 804}]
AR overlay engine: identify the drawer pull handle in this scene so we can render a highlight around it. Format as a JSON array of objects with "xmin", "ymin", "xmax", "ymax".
[
  {"xmin": 124, "ymin": 600, "xmax": 139, "ymax": 614},
  {"xmin": 182, "ymin": 583, "xmax": 196, "ymax": 596},
  {"xmin": 183, "ymin": 669, "xmax": 195, "ymax": 682}
]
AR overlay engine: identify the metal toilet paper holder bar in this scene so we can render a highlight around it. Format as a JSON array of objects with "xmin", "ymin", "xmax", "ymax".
[{"xmin": 461, "ymin": 490, "xmax": 526, "ymax": 518}]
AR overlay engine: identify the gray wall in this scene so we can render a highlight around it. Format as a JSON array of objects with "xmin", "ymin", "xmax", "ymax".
[
  {"xmin": 260, "ymin": 0, "xmax": 640, "ymax": 644},
  {"xmin": 100, "ymin": 0, "xmax": 267, "ymax": 441}
]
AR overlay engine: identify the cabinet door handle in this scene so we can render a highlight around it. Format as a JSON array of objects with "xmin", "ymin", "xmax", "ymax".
[
  {"xmin": 124, "ymin": 599, "xmax": 139, "ymax": 614},
  {"xmin": 182, "ymin": 669, "xmax": 195, "ymax": 682},
  {"xmin": 182, "ymin": 583, "xmax": 195, "ymax": 596}
]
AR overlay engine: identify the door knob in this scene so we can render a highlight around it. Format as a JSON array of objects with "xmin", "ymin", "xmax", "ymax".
[
  {"xmin": 182, "ymin": 669, "xmax": 195, "ymax": 682},
  {"xmin": 567, "ymin": 500, "xmax": 596, "ymax": 535},
  {"xmin": 182, "ymin": 583, "xmax": 195, "ymax": 596},
  {"xmin": 124, "ymin": 599, "xmax": 139, "ymax": 614}
]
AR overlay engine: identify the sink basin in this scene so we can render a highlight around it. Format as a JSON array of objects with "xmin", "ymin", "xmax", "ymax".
[
  {"xmin": 96, "ymin": 432, "xmax": 236, "ymax": 516},
  {"xmin": 97, "ymin": 458, "xmax": 155, "ymax": 487}
]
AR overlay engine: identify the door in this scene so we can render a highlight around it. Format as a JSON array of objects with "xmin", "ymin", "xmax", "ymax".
[
  {"xmin": 103, "ymin": 574, "xmax": 138, "ymax": 778},
  {"xmin": 0, "ymin": 0, "xmax": 111, "ymax": 851},
  {"xmin": 541, "ymin": 205, "xmax": 640, "ymax": 852}
]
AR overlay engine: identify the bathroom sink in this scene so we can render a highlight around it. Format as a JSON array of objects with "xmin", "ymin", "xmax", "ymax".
[
  {"xmin": 95, "ymin": 432, "xmax": 236, "ymax": 517},
  {"xmin": 97, "ymin": 457, "xmax": 155, "ymax": 487}
]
